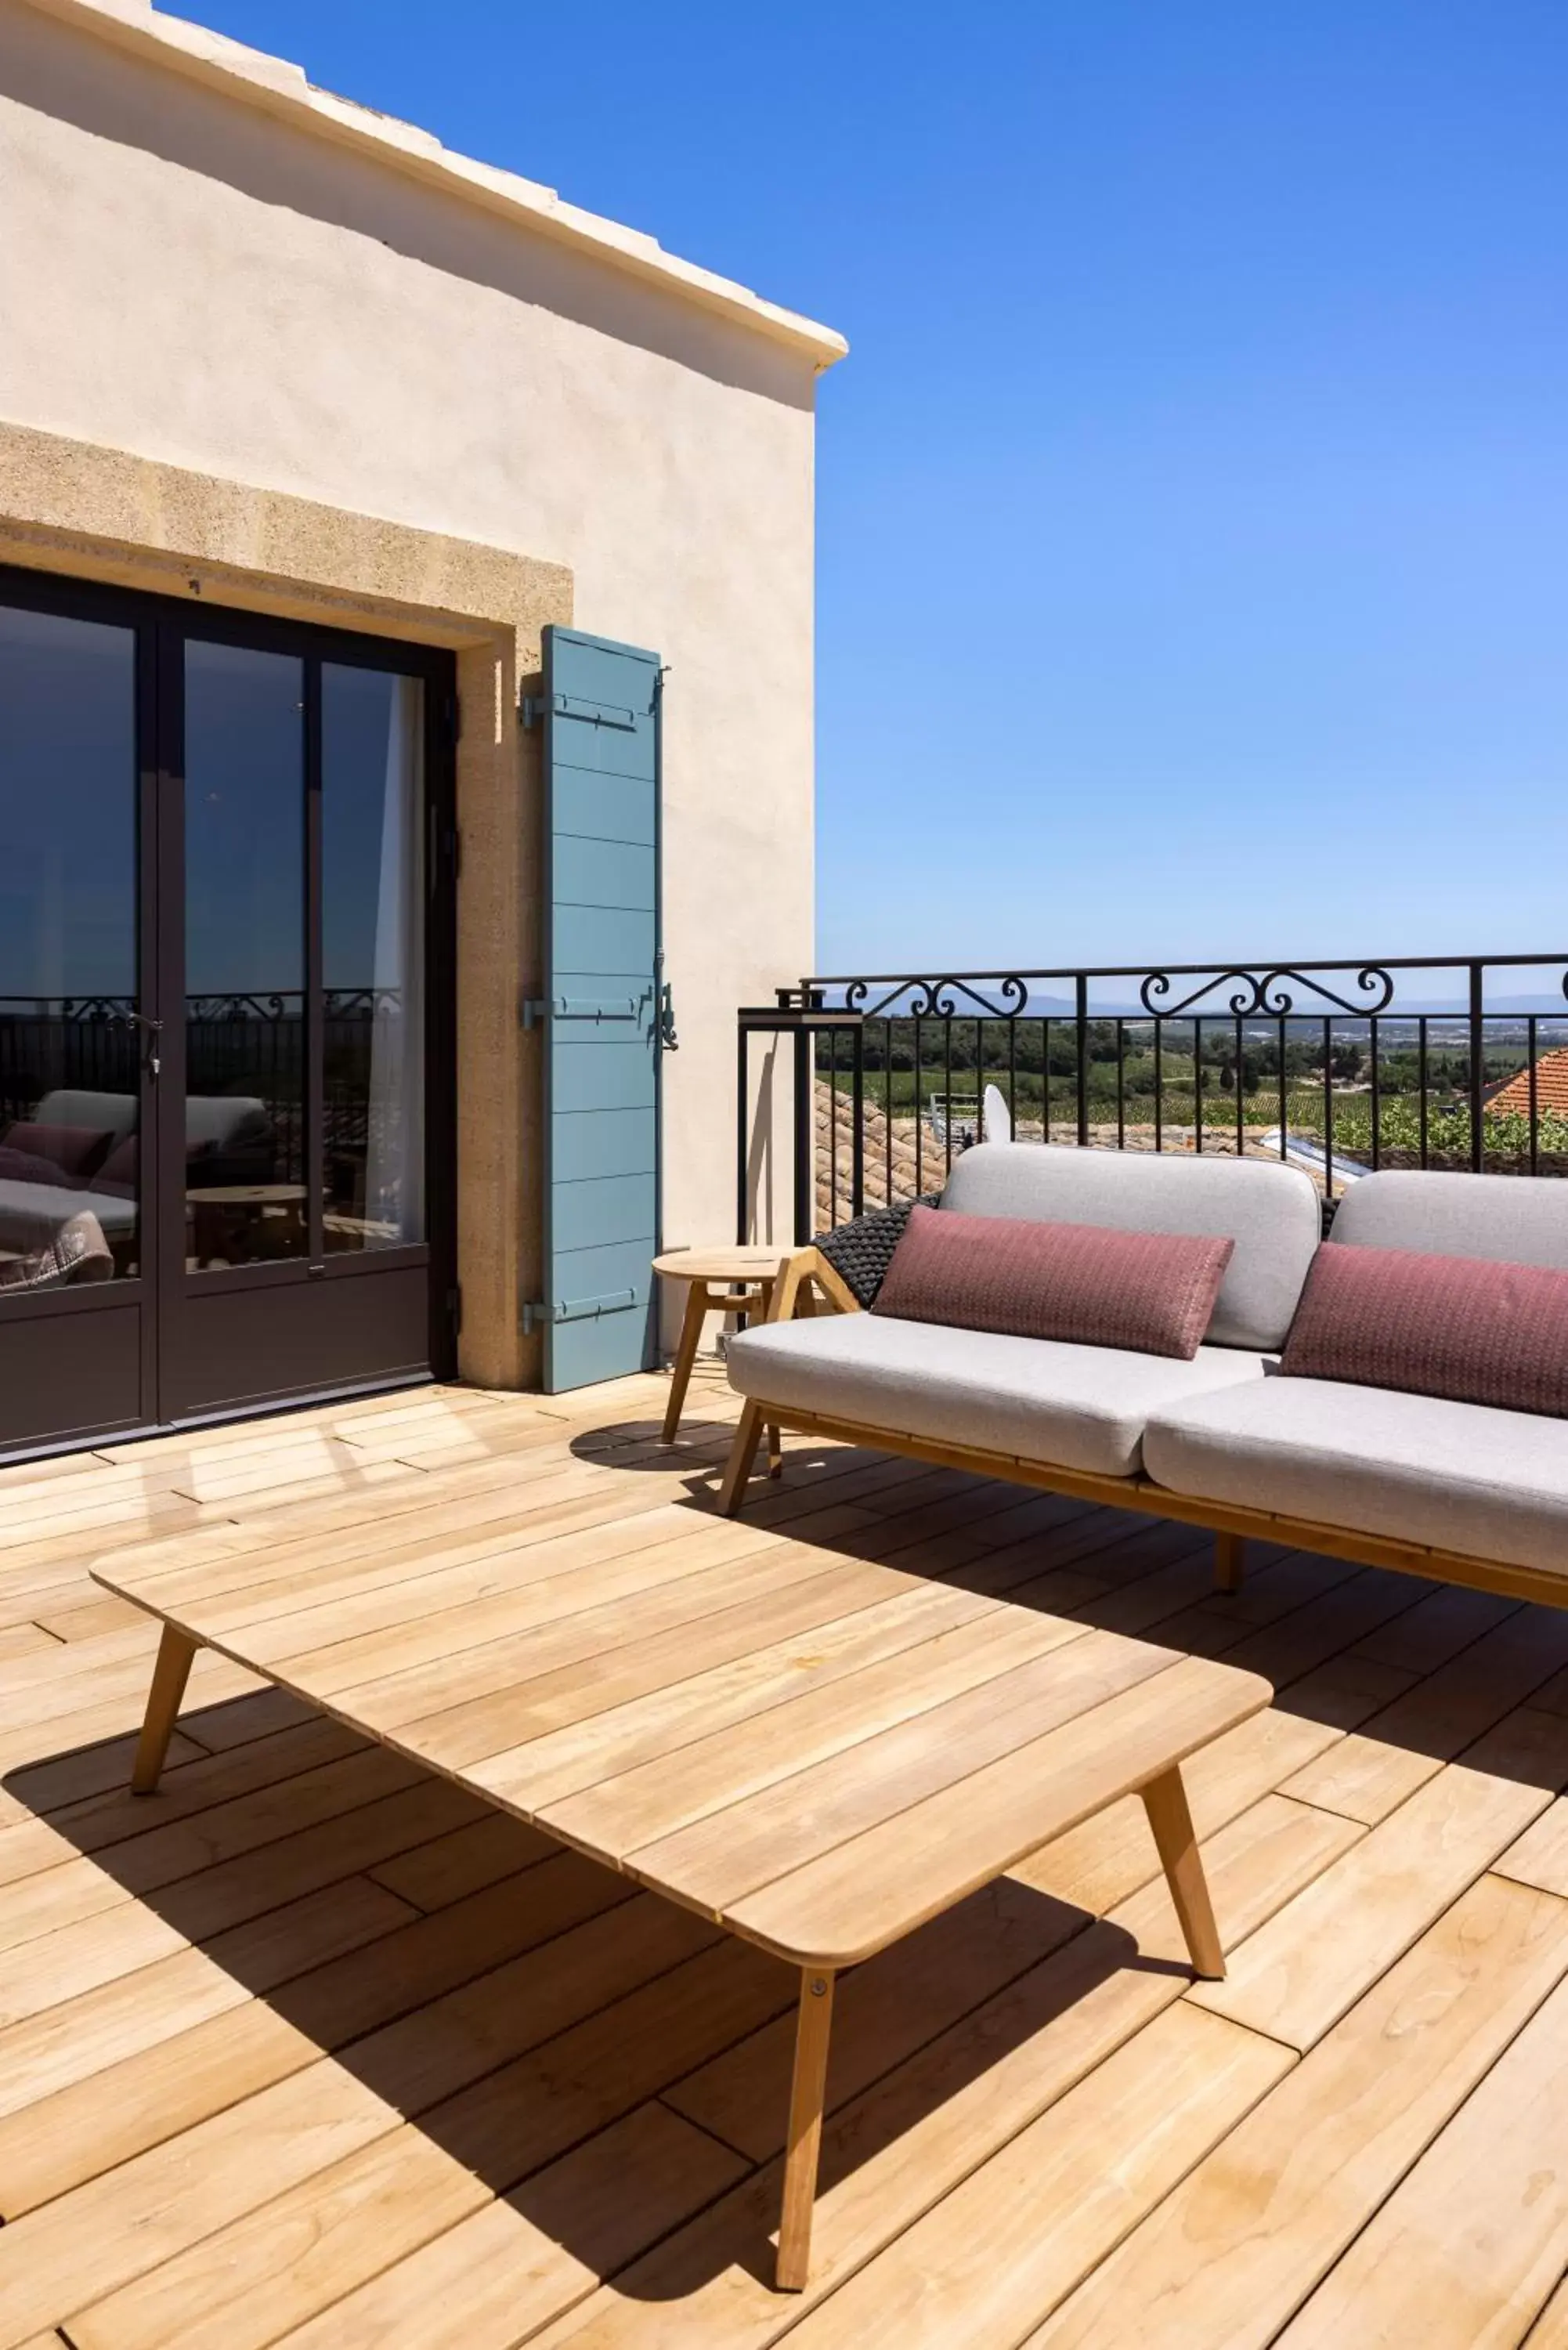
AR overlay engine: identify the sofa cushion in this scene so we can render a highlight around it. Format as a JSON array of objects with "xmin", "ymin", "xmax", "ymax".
[
  {"xmin": 1281, "ymin": 1241, "xmax": 1568, "ymax": 1419},
  {"xmin": 726, "ymin": 1311, "xmax": 1270, "ymax": 1480},
  {"xmin": 1143, "ymin": 1379, "xmax": 1568, "ymax": 1578},
  {"xmin": 1329, "ymin": 1168, "xmax": 1568, "ymax": 1271},
  {"xmin": 0, "ymin": 1121, "xmax": 113, "ymax": 1181},
  {"xmin": 32, "ymin": 1090, "xmax": 139, "ymax": 1146},
  {"xmin": 873, "ymin": 1203, "xmax": 1234, "ymax": 1359},
  {"xmin": 939, "ymin": 1143, "xmax": 1318, "ymax": 1351}
]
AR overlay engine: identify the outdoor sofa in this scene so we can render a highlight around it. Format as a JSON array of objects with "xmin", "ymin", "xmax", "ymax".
[{"xmin": 720, "ymin": 1144, "xmax": 1568, "ymax": 1612}]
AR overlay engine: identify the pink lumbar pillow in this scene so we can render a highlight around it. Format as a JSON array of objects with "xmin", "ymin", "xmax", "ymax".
[
  {"xmin": 872, "ymin": 1204, "xmax": 1235, "ymax": 1360},
  {"xmin": 1281, "ymin": 1242, "xmax": 1568, "ymax": 1418}
]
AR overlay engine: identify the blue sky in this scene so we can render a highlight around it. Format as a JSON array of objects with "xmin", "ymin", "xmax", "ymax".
[{"xmin": 180, "ymin": 2, "xmax": 1567, "ymax": 978}]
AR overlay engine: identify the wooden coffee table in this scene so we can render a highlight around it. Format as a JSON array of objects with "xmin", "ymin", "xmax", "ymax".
[{"xmin": 96, "ymin": 1514, "xmax": 1270, "ymax": 2290}]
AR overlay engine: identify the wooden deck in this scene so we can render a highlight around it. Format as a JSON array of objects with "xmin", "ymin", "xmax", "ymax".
[{"xmin": 2, "ymin": 1371, "xmax": 1568, "ymax": 2348}]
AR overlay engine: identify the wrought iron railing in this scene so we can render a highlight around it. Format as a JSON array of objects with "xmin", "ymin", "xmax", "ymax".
[
  {"xmin": 0, "ymin": 989, "xmax": 405, "ymax": 1162},
  {"xmin": 737, "ymin": 954, "xmax": 1568, "ymax": 1244}
]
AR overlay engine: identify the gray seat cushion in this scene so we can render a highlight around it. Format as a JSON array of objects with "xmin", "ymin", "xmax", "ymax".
[
  {"xmin": 938, "ymin": 1143, "xmax": 1319, "ymax": 1350},
  {"xmin": 726, "ymin": 1311, "xmax": 1271, "ymax": 1480},
  {"xmin": 0, "ymin": 1180, "xmax": 138, "ymax": 1253},
  {"xmin": 1143, "ymin": 1379, "xmax": 1568, "ymax": 1578},
  {"xmin": 1331, "ymin": 1169, "xmax": 1568, "ymax": 1271}
]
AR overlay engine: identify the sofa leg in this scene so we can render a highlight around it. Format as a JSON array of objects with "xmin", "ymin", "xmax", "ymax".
[
  {"xmin": 720, "ymin": 1402, "xmax": 765, "ymax": 1517},
  {"xmin": 1215, "ymin": 1532, "xmax": 1245, "ymax": 1595}
]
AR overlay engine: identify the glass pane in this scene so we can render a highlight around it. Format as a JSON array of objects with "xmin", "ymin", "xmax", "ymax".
[
  {"xmin": 0, "ymin": 603, "xmax": 139, "ymax": 1289},
  {"xmin": 321, "ymin": 667, "xmax": 425, "ymax": 1253},
  {"xmin": 184, "ymin": 641, "xmax": 307, "ymax": 1269}
]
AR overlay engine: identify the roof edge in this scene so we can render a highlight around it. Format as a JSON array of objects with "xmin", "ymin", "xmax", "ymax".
[{"xmin": 13, "ymin": 0, "xmax": 850, "ymax": 370}]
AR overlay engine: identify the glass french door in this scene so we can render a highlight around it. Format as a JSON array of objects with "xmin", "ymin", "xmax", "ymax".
[{"xmin": 0, "ymin": 566, "xmax": 455, "ymax": 1456}]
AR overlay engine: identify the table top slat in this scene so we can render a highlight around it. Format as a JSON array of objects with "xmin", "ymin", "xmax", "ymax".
[{"xmin": 724, "ymin": 1653, "xmax": 1271, "ymax": 1965}]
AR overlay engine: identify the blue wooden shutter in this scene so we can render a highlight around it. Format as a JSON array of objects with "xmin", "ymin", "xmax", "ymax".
[{"xmin": 537, "ymin": 627, "xmax": 662, "ymax": 1392}]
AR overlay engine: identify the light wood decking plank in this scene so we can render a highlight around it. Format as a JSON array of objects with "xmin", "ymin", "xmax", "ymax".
[
  {"xmin": 0, "ymin": 1862, "xmax": 638, "ymax": 2214},
  {"xmin": 363, "ymin": 1810, "xmax": 555, "ymax": 1909},
  {"xmin": 1525, "ymin": 2279, "xmax": 1568, "ymax": 2348},
  {"xmin": 1024, "ymin": 1875, "xmax": 1568, "ymax": 2350},
  {"xmin": 1192, "ymin": 1761, "xmax": 1560, "ymax": 2049},
  {"xmin": 62, "ymin": 1936, "xmax": 791, "ymax": 2350},
  {"xmin": 1275, "ymin": 1968, "xmax": 1568, "ymax": 2349},
  {"xmin": 1016, "ymin": 1701, "xmax": 1346, "ymax": 1916},
  {"xmin": 260, "ymin": 2104, "xmax": 746, "ymax": 2350},
  {"xmin": 670, "ymin": 1781, "xmax": 1360, "ymax": 2167},
  {"xmin": 780, "ymin": 2005, "xmax": 1292, "ymax": 2350},
  {"xmin": 504, "ymin": 1918, "xmax": 1197, "ymax": 2350},
  {"xmin": 1280, "ymin": 1607, "xmax": 1568, "ymax": 1824}
]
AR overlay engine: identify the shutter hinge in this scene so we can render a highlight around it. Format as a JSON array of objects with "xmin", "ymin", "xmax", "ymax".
[
  {"xmin": 520, "ymin": 996, "xmax": 547, "ymax": 1029},
  {"xmin": 520, "ymin": 692, "xmax": 543, "ymax": 731}
]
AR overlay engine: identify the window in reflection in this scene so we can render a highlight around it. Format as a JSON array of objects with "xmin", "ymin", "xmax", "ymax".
[
  {"xmin": 322, "ymin": 666, "xmax": 425, "ymax": 1252},
  {"xmin": 0, "ymin": 604, "xmax": 139, "ymax": 1289}
]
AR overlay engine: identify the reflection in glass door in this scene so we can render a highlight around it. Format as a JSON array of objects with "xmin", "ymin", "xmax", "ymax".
[
  {"xmin": 0, "ymin": 586, "xmax": 151, "ymax": 1451},
  {"xmin": 322, "ymin": 664, "xmax": 426, "ymax": 1255},
  {"xmin": 183, "ymin": 641, "xmax": 308, "ymax": 1271},
  {"xmin": 0, "ymin": 566, "xmax": 453, "ymax": 1458},
  {"xmin": 0, "ymin": 603, "xmax": 142, "ymax": 1285}
]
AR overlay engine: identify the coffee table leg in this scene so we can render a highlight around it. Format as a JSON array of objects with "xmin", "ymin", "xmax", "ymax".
[
  {"xmin": 777, "ymin": 1967, "xmax": 835, "ymax": 2291},
  {"xmin": 662, "ymin": 1282, "xmax": 710, "ymax": 1443},
  {"xmin": 1141, "ymin": 1765, "xmax": 1225, "ymax": 1979},
  {"xmin": 131, "ymin": 1625, "xmax": 200, "ymax": 1794}
]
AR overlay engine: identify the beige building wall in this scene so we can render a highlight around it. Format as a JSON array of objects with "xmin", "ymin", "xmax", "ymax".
[{"xmin": 0, "ymin": 0, "xmax": 841, "ymax": 1384}]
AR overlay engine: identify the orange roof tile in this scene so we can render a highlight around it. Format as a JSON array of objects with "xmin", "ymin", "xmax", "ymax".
[{"xmin": 1487, "ymin": 1048, "xmax": 1568, "ymax": 1118}]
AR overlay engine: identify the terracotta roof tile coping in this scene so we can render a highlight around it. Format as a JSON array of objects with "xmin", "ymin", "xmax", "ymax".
[{"xmin": 1488, "ymin": 1048, "xmax": 1568, "ymax": 1119}]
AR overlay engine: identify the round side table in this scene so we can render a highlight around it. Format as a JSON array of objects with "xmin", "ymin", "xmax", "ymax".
[{"xmin": 652, "ymin": 1246, "xmax": 791, "ymax": 1448}]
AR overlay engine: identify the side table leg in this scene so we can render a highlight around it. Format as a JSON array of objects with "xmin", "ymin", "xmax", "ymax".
[
  {"xmin": 131, "ymin": 1624, "xmax": 199, "ymax": 1794},
  {"xmin": 662, "ymin": 1281, "xmax": 710, "ymax": 1443},
  {"xmin": 776, "ymin": 1967, "xmax": 835, "ymax": 2291},
  {"xmin": 1141, "ymin": 1765, "xmax": 1225, "ymax": 1979}
]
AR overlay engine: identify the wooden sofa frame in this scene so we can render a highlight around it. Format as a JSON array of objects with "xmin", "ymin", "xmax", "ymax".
[{"xmin": 717, "ymin": 1246, "xmax": 1566, "ymax": 1614}]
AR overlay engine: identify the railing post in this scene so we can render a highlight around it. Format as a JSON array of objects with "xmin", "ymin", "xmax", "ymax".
[
  {"xmin": 735, "ymin": 1022, "xmax": 750, "ymax": 1244},
  {"xmin": 1075, "ymin": 973, "xmax": 1089, "ymax": 1148},
  {"xmin": 1469, "ymin": 963, "xmax": 1485, "ymax": 1172},
  {"xmin": 793, "ymin": 1021, "xmax": 813, "ymax": 1245},
  {"xmin": 851, "ymin": 1025, "xmax": 865, "ymax": 1218}
]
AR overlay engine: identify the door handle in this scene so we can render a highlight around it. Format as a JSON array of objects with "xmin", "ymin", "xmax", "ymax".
[{"xmin": 114, "ymin": 1010, "xmax": 164, "ymax": 1079}]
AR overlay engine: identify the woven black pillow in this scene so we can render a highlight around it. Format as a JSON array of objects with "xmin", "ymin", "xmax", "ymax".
[{"xmin": 812, "ymin": 1195, "xmax": 940, "ymax": 1308}]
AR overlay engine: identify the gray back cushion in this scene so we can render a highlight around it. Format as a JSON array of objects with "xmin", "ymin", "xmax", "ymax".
[
  {"xmin": 33, "ymin": 1090, "xmax": 139, "ymax": 1142},
  {"xmin": 186, "ymin": 1096, "xmax": 271, "ymax": 1151},
  {"xmin": 1332, "ymin": 1170, "xmax": 1568, "ymax": 1272},
  {"xmin": 939, "ymin": 1142, "xmax": 1320, "ymax": 1350}
]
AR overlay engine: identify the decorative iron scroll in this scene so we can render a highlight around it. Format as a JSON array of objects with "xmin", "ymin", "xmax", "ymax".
[
  {"xmin": 842, "ymin": 974, "xmax": 1029, "ymax": 1021},
  {"xmin": 185, "ymin": 993, "xmax": 299, "ymax": 1022},
  {"xmin": 1138, "ymin": 967, "xmax": 1396, "ymax": 1020},
  {"xmin": 56, "ymin": 996, "xmax": 137, "ymax": 1022}
]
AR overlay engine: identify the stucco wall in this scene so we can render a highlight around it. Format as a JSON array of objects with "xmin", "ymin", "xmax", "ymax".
[{"xmin": 0, "ymin": 0, "xmax": 824, "ymax": 1368}]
